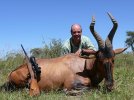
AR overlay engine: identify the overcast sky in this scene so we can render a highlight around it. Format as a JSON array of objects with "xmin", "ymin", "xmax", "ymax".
[{"xmin": 0, "ymin": 0, "xmax": 134, "ymax": 57}]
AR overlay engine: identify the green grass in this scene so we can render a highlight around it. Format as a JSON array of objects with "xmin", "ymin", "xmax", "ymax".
[{"xmin": 0, "ymin": 51, "xmax": 134, "ymax": 100}]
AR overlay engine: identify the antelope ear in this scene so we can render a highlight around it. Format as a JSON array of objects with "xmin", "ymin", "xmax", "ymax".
[{"xmin": 114, "ymin": 48, "xmax": 127, "ymax": 55}]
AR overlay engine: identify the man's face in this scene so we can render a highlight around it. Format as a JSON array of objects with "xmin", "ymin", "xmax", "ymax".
[{"xmin": 71, "ymin": 25, "xmax": 82, "ymax": 43}]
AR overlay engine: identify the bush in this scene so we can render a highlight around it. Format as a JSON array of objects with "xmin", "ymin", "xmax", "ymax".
[
  {"xmin": 0, "ymin": 51, "xmax": 24, "ymax": 77},
  {"xmin": 30, "ymin": 39, "xmax": 62, "ymax": 58}
]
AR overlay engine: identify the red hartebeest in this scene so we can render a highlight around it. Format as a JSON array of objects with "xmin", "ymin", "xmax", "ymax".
[{"xmin": 0, "ymin": 13, "xmax": 127, "ymax": 96}]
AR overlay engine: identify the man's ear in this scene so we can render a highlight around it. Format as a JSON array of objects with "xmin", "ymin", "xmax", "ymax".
[{"xmin": 114, "ymin": 48, "xmax": 127, "ymax": 55}]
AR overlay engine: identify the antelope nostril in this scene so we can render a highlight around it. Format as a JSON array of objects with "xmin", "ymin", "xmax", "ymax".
[
  {"xmin": 106, "ymin": 81, "xmax": 113, "ymax": 86},
  {"xmin": 105, "ymin": 80, "xmax": 114, "ymax": 90},
  {"xmin": 105, "ymin": 81, "xmax": 114, "ymax": 91}
]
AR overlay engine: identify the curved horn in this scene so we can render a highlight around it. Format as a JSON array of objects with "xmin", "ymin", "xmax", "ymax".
[
  {"xmin": 90, "ymin": 16, "xmax": 105, "ymax": 50},
  {"xmin": 105, "ymin": 12, "xmax": 118, "ymax": 49}
]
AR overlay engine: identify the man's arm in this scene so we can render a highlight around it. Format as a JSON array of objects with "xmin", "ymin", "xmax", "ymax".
[
  {"xmin": 61, "ymin": 40, "xmax": 71, "ymax": 56},
  {"xmin": 80, "ymin": 36, "xmax": 97, "ymax": 56},
  {"xmin": 61, "ymin": 47, "xmax": 70, "ymax": 55},
  {"xmin": 83, "ymin": 36, "xmax": 97, "ymax": 51}
]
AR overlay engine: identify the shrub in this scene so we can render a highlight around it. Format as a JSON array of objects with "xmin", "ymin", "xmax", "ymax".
[{"xmin": 30, "ymin": 39, "xmax": 62, "ymax": 58}]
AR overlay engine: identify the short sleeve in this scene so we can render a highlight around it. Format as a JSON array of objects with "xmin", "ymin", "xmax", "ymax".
[
  {"xmin": 61, "ymin": 39, "xmax": 71, "ymax": 55},
  {"xmin": 82, "ymin": 36, "xmax": 97, "ymax": 51}
]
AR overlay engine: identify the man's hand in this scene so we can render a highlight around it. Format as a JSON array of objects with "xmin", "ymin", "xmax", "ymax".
[
  {"xmin": 75, "ymin": 49, "xmax": 82, "ymax": 56},
  {"xmin": 80, "ymin": 49, "xmax": 96, "ymax": 56}
]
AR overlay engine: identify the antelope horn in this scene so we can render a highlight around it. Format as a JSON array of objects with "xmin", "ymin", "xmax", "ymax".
[
  {"xmin": 90, "ymin": 16, "xmax": 105, "ymax": 50},
  {"xmin": 105, "ymin": 12, "xmax": 118, "ymax": 49}
]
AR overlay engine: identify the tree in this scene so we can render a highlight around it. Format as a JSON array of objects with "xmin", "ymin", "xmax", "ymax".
[
  {"xmin": 125, "ymin": 31, "xmax": 134, "ymax": 53},
  {"xmin": 30, "ymin": 48, "xmax": 43, "ymax": 57},
  {"xmin": 30, "ymin": 39, "xmax": 62, "ymax": 58}
]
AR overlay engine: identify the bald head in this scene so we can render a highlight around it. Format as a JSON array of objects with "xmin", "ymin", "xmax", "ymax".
[{"xmin": 71, "ymin": 24, "xmax": 82, "ymax": 33}]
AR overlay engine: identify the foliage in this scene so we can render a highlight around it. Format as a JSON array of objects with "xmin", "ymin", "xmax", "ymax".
[
  {"xmin": 115, "ymin": 52, "xmax": 134, "ymax": 67},
  {"xmin": 0, "ymin": 51, "xmax": 24, "ymax": 76},
  {"xmin": 125, "ymin": 31, "xmax": 134, "ymax": 53},
  {"xmin": 30, "ymin": 39, "xmax": 63, "ymax": 58}
]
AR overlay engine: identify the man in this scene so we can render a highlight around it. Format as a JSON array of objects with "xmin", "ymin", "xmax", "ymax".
[{"xmin": 61, "ymin": 24, "xmax": 96, "ymax": 55}]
